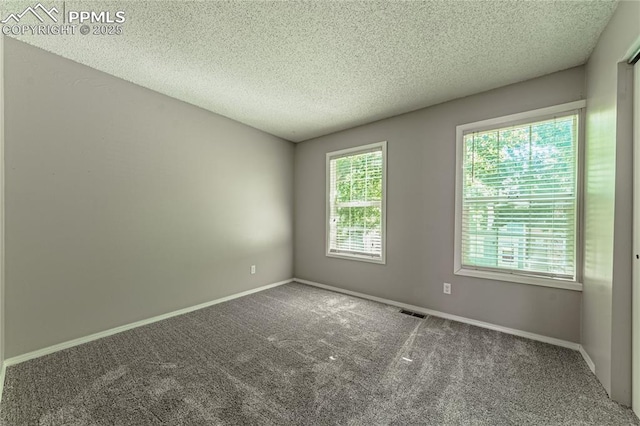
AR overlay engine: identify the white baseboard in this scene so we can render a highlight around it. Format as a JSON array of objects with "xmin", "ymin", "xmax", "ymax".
[
  {"xmin": 579, "ymin": 345, "xmax": 596, "ymax": 373},
  {"xmin": 294, "ymin": 278, "xmax": 581, "ymax": 351},
  {"xmin": 0, "ymin": 361, "xmax": 5, "ymax": 405},
  {"xmin": 4, "ymin": 279, "xmax": 294, "ymax": 368},
  {"xmin": 0, "ymin": 276, "xmax": 595, "ymax": 408}
]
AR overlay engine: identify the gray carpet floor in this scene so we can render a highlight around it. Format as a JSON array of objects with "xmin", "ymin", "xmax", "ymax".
[{"xmin": 0, "ymin": 282, "xmax": 637, "ymax": 425}]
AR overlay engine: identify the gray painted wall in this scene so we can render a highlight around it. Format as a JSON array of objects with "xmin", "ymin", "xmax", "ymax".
[
  {"xmin": 611, "ymin": 61, "xmax": 634, "ymax": 406},
  {"xmin": 4, "ymin": 38, "xmax": 294, "ymax": 358},
  {"xmin": 583, "ymin": 0, "xmax": 640, "ymax": 405},
  {"xmin": 295, "ymin": 67, "xmax": 585, "ymax": 343}
]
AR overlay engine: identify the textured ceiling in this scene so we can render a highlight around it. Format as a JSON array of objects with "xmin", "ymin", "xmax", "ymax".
[{"xmin": 1, "ymin": 1, "xmax": 618, "ymax": 142}]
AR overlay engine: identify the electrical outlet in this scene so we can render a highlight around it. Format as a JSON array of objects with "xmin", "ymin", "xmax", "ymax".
[
  {"xmin": 443, "ymin": 282, "xmax": 451, "ymax": 295},
  {"xmin": 250, "ymin": 265, "xmax": 256, "ymax": 275}
]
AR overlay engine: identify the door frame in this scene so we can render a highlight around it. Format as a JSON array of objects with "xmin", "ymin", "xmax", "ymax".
[{"xmin": 633, "ymin": 52, "xmax": 640, "ymax": 418}]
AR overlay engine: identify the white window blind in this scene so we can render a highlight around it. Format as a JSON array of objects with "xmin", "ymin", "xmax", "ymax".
[
  {"xmin": 327, "ymin": 142, "xmax": 386, "ymax": 263},
  {"xmin": 460, "ymin": 112, "xmax": 578, "ymax": 280}
]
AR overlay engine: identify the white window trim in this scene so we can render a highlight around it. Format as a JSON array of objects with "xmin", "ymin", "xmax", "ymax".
[
  {"xmin": 326, "ymin": 141, "xmax": 387, "ymax": 264},
  {"xmin": 454, "ymin": 100, "xmax": 586, "ymax": 292}
]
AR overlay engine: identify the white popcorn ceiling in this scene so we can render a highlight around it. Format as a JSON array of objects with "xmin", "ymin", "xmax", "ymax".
[{"xmin": 1, "ymin": 1, "xmax": 618, "ymax": 142}]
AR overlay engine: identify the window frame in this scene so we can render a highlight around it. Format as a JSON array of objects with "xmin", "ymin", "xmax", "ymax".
[
  {"xmin": 454, "ymin": 101, "xmax": 585, "ymax": 291},
  {"xmin": 326, "ymin": 141, "xmax": 387, "ymax": 264}
]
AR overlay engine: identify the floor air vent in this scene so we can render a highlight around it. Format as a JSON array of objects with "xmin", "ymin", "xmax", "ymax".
[{"xmin": 400, "ymin": 309, "xmax": 426, "ymax": 319}]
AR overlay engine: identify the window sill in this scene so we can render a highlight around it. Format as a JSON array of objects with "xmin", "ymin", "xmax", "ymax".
[
  {"xmin": 326, "ymin": 252, "xmax": 386, "ymax": 265},
  {"xmin": 454, "ymin": 267, "xmax": 582, "ymax": 291}
]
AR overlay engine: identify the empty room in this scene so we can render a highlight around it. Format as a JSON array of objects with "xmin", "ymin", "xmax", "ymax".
[{"xmin": 0, "ymin": 0, "xmax": 639, "ymax": 424}]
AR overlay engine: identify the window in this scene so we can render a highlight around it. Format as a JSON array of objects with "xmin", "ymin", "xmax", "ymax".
[
  {"xmin": 455, "ymin": 101, "xmax": 584, "ymax": 290},
  {"xmin": 326, "ymin": 141, "xmax": 386, "ymax": 263}
]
